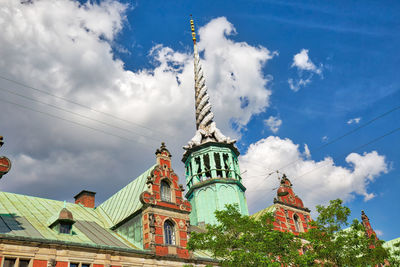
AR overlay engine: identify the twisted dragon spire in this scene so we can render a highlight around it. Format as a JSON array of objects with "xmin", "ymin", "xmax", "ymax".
[
  {"xmin": 191, "ymin": 17, "xmax": 214, "ymax": 130},
  {"xmin": 184, "ymin": 17, "xmax": 235, "ymax": 150}
]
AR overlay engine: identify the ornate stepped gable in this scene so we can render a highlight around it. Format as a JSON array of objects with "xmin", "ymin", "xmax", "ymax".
[
  {"xmin": 139, "ymin": 142, "xmax": 192, "ymax": 258},
  {"xmin": 252, "ymin": 174, "xmax": 311, "ymax": 235},
  {"xmin": 361, "ymin": 210, "xmax": 379, "ymax": 249}
]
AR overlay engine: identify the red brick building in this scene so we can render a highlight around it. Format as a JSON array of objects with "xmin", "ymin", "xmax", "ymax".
[
  {"xmin": 0, "ymin": 142, "xmax": 216, "ymax": 267},
  {"xmin": 252, "ymin": 174, "xmax": 311, "ymax": 235}
]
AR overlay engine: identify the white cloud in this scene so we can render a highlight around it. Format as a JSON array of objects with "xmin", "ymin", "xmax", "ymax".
[
  {"xmin": 240, "ymin": 136, "xmax": 388, "ymax": 214},
  {"xmin": 0, "ymin": 1, "xmax": 274, "ymax": 202},
  {"xmin": 291, "ymin": 49, "xmax": 322, "ymax": 74},
  {"xmin": 303, "ymin": 144, "xmax": 311, "ymax": 159},
  {"xmin": 288, "ymin": 49, "xmax": 323, "ymax": 91},
  {"xmin": 288, "ymin": 77, "xmax": 312, "ymax": 92},
  {"xmin": 375, "ymin": 229, "xmax": 383, "ymax": 237},
  {"xmin": 347, "ymin": 117, "xmax": 362, "ymax": 124},
  {"xmin": 264, "ymin": 116, "xmax": 282, "ymax": 133}
]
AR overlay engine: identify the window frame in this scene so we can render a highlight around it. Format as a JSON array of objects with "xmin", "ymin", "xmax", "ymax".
[
  {"xmin": 2, "ymin": 257, "xmax": 32, "ymax": 267},
  {"xmin": 163, "ymin": 220, "xmax": 176, "ymax": 245},
  {"xmin": 59, "ymin": 221, "xmax": 73, "ymax": 234},
  {"xmin": 160, "ymin": 180, "xmax": 172, "ymax": 202},
  {"xmin": 293, "ymin": 214, "xmax": 302, "ymax": 232},
  {"xmin": 69, "ymin": 263, "xmax": 91, "ymax": 267}
]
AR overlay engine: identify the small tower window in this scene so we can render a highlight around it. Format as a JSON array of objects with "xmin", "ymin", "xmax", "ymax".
[
  {"xmin": 214, "ymin": 152, "xmax": 223, "ymax": 177},
  {"xmin": 223, "ymin": 154, "xmax": 230, "ymax": 177},
  {"xmin": 161, "ymin": 181, "xmax": 171, "ymax": 202},
  {"xmin": 203, "ymin": 154, "xmax": 211, "ymax": 179},
  {"xmin": 164, "ymin": 220, "xmax": 175, "ymax": 245},
  {"xmin": 195, "ymin": 156, "xmax": 201, "ymax": 181}
]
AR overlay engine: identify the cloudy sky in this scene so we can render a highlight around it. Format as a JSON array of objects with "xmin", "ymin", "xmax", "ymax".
[{"xmin": 0, "ymin": 0, "xmax": 399, "ymax": 240}]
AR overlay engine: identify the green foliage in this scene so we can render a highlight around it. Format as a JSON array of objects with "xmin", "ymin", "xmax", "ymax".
[
  {"xmin": 302, "ymin": 199, "xmax": 389, "ymax": 266},
  {"xmin": 188, "ymin": 204, "xmax": 305, "ymax": 266},
  {"xmin": 188, "ymin": 199, "xmax": 397, "ymax": 266},
  {"xmin": 386, "ymin": 240, "xmax": 400, "ymax": 266}
]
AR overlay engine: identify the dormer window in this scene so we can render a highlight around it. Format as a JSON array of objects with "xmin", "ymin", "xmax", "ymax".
[
  {"xmin": 60, "ymin": 222, "xmax": 72, "ymax": 234},
  {"xmin": 49, "ymin": 207, "xmax": 75, "ymax": 234},
  {"xmin": 161, "ymin": 181, "xmax": 171, "ymax": 202},
  {"xmin": 164, "ymin": 220, "xmax": 175, "ymax": 245}
]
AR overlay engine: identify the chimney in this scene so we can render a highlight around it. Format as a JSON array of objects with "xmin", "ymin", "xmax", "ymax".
[{"xmin": 74, "ymin": 190, "xmax": 96, "ymax": 208}]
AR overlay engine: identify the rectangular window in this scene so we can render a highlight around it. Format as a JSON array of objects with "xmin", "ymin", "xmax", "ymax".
[
  {"xmin": 19, "ymin": 260, "xmax": 30, "ymax": 267},
  {"xmin": 4, "ymin": 259, "xmax": 16, "ymax": 267},
  {"xmin": 59, "ymin": 222, "xmax": 72, "ymax": 234},
  {"xmin": 203, "ymin": 154, "xmax": 211, "ymax": 179},
  {"xmin": 81, "ymin": 264, "xmax": 90, "ymax": 267},
  {"xmin": 70, "ymin": 263, "xmax": 79, "ymax": 267}
]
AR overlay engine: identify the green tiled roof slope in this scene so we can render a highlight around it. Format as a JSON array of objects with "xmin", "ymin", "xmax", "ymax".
[
  {"xmin": 250, "ymin": 205, "xmax": 276, "ymax": 220},
  {"xmin": 97, "ymin": 165, "xmax": 156, "ymax": 227},
  {"xmin": 0, "ymin": 191, "xmax": 134, "ymax": 249}
]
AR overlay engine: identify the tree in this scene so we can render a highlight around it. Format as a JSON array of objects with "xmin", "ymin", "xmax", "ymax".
[
  {"xmin": 187, "ymin": 204, "xmax": 307, "ymax": 266},
  {"xmin": 301, "ymin": 199, "xmax": 389, "ymax": 266},
  {"xmin": 188, "ymin": 200, "xmax": 396, "ymax": 266},
  {"xmin": 386, "ymin": 240, "xmax": 400, "ymax": 266}
]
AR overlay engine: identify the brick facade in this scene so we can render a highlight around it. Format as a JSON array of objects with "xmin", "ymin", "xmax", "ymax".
[
  {"xmin": 140, "ymin": 143, "xmax": 191, "ymax": 259},
  {"xmin": 0, "ymin": 242, "xmax": 214, "ymax": 267},
  {"xmin": 272, "ymin": 174, "xmax": 311, "ymax": 235},
  {"xmin": 74, "ymin": 190, "xmax": 96, "ymax": 208}
]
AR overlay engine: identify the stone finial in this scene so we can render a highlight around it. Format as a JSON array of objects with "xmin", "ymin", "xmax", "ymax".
[{"xmin": 156, "ymin": 142, "xmax": 171, "ymax": 157}]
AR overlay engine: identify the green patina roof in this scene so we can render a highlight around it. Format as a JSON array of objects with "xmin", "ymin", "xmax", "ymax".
[
  {"xmin": 0, "ymin": 191, "xmax": 134, "ymax": 249},
  {"xmin": 97, "ymin": 164, "xmax": 156, "ymax": 227},
  {"xmin": 0, "ymin": 165, "xmax": 159, "ymax": 250},
  {"xmin": 250, "ymin": 205, "xmax": 276, "ymax": 220}
]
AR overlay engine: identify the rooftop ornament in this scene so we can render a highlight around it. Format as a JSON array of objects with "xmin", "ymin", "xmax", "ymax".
[
  {"xmin": 0, "ymin": 136, "xmax": 12, "ymax": 179},
  {"xmin": 183, "ymin": 16, "xmax": 235, "ymax": 150}
]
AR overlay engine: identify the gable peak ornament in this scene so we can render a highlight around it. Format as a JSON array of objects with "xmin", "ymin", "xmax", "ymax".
[{"xmin": 0, "ymin": 136, "xmax": 12, "ymax": 179}]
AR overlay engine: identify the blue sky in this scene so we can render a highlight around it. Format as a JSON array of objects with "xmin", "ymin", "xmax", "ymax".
[
  {"xmin": 112, "ymin": 0, "xmax": 400, "ymax": 240},
  {"xmin": 0, "ymin": 0, "xmax": 399, "ymax": 241}
]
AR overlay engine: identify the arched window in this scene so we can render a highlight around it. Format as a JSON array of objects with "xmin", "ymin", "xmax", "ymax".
[
  {"xmin": 294, "ymin": 214, "xmax": 301, "ymax": 232},
  {"xmin": 164, "ymin": 220, "xmax": 175, "ymax": 245},
  {"xmin": 161, "ymin": 181, "xmax": 171, "ymax": 202}
]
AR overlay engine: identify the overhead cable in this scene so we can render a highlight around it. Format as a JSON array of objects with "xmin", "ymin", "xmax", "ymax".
[
  {"xmin": 0, "ymin": 74, "xmax": 168, "ymax": 137},
  {"xmin": 0, "ymin": 97, "xmax": 162, "ymax": 143},
  {"xmin": 0, "ymin": 86, "xmax": 162, "ymax": 141}
]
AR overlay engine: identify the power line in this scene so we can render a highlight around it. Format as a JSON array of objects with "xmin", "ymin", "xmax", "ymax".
[
  {"xmin": 0, "ymin": 74, "xmax": 169, "ymax": 137},
  {"xmin": 0, "ymin": 97, "xmax": 161, "ymax": 144},
  {"xmin": 260, "ymin": 104, "xmax": 400, "ymax": 179},
  {"xmin": 0, "ymin": 86, "xmax": 163, "ymax": 142},
  {"xmin": 246, "ymin": 127, "xmax": 399, "ymax": 194},
  {"xmin": 291, "ymin": 127, "xmax": 400, "ymax": 183}
]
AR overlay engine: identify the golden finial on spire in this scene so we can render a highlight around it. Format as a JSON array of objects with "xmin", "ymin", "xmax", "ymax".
[{"xmin": 190, "ymin": 15, "xmax": 196, "ymax": 43}]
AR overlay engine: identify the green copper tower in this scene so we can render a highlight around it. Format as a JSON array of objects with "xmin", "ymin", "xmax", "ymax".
[{"xmin": 182, "ymin": 18, "xmax": 249, "ymax": 226}]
